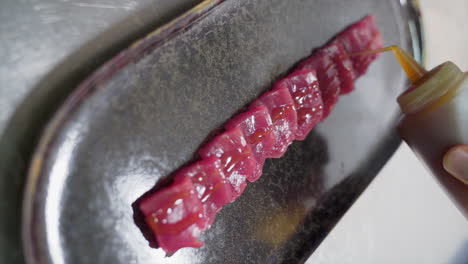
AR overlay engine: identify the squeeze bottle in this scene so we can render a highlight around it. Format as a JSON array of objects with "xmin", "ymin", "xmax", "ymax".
[{"xmin": 377, "ymin": 46, "xmax": 468, "ymax": 218}]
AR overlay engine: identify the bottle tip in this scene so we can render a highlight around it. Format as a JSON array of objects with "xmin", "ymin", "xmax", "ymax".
[
  {"xmin": 349, "ymin": 45, "xmax": 427, "ymax": 83},
  {"xmin": 389, "ymin": 46, "xmax": 427, "ymax": 83}
]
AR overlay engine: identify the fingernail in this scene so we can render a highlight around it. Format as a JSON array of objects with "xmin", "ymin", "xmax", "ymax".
[{"xmin": 443, "ymin": 146, "xmax": 468, "ymax": 185}]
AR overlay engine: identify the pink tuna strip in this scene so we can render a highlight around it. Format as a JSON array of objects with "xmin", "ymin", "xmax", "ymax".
[
  {"xmin": 137, "ymin": 15, "xmax": 383, "ymax": 254},
  {"xmin": 174, "ymin": 156, "xmax": 234, "ymax": 225},
  {"xmin": 275, "ymin": 69, "xmax": 323, "ymax": 140},
  {"xmin": 224, "ymin": 105, "xmax": 276, "ymax": 181},
  {"xmin": 316, "ymin": 42, "xmax": 356, "ymax": 94},
  {"xmin": 332, "ymin": 15, "xmax": 383, "ymax": 76},
  {"xmin": 198, "ymin": 127, "xmax": 257, "ymax": 193},
  {"xmin": 139, "ymin": 177, "xmax": 207, "ymax": 254},
  {"xmin": 250, "ymin": 86, "xmax": 298, "ymax": 158},
  {"xmin": 297, "ymin": 53, "xmax": 341, "ymax": 119}
]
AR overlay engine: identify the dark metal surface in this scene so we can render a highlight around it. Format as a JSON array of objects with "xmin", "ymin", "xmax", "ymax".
[
  {"xmin": 0, "ymin": 0, "xmax": 418, "ymax": 263},
  {"xmin": 0, "ymin": 1, "xmax": 200, "ymax": 263}
]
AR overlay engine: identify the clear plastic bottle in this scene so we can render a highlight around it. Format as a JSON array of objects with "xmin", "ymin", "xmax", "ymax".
[{"xmin": 384, "ymin": 46, "xmax": 468, "ymax": 218}]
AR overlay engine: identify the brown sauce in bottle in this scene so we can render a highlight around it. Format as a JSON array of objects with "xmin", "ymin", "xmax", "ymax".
[{"xmin": 357, "ymin": 46, "xmax": 468, "ymax": 218}]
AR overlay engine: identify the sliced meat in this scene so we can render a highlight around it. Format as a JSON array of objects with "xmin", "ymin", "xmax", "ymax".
[
  {"xmin": 274, "ymin": 69, "xmax": 323, "ymax": 140},
  {"xmin": 174, "ymin": 156, "xmax": 234, "ymax": 224},
  {"xmin": 296, "ymin": 54, "xmax": 340, "ymax": 119},
  {"xmin": 332, "ymin": 15, "xmax": 383, "ymax": 76},
  {"xmin": 198, "ymin": 127, "xmax": 256, "ymax": 192},
  {"xmin": 225, "ymin": 105, "xmax": 276, "ymax": 181},
  {"xmin": 250, "ymin": 86, "xmax": 298, "ymax": 157},
  {"xmin": 139, "ymin": 177, "xmax": 207, "ymax": 254},
  {"xmin": 351, "ymin": 33, "xmax": 383, "ymax": 75},
  {"xmin": 156, "ymin": 226, "xmax": 204, "ymax": 255},
  {"xmin": 316, "ymin": 42, "xmax": 355, "ymax": 94},
  {"xmin": 136, "ymin": 15, "xmax": 384, "ymax": 254}
]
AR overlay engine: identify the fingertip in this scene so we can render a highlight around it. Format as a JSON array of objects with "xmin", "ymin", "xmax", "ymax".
[{"xmin": 443, "ymin": 145, "xmax": 468, "ymax": 185}]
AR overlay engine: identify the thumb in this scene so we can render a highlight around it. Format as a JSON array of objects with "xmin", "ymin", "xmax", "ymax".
[{"xmin": 443, "ymin": 145, "xmax": 468, "ymax": 185}]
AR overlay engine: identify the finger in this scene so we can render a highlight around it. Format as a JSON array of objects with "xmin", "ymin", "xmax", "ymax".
[{"xmin": 443, "ymin": 145, "xmax": 468, "ymax": 185}]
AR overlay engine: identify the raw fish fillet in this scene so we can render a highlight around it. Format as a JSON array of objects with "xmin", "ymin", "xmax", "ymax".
[
  {"xmin": 136, "ymin": 14, "xmax": 384, "ymax": 254},
  {"xmin": 198, "ymin": 127, "xmax": 257, "ymax": 191},
  {"xmin": 297, "ymin": 54, "xmax": 340, "ymax": 119},
  {"xmin": 316, "ymin": 42, "xmax": 355, "ymax": 94},
  {"xmin": 174, "ymin": 156, "xmax": 234, "ymax": 224},
  {"xmin": 251, "ymin": 87, "xmax": 298, "ymax": 157},
  {"xmin": 275, "ymin": 68, "xmax": 324, "ymax": 140},
  {"xmin": 332, "ymin": 15, "xmax": 383, "ymax": 76},
  {"xmin": 139, "ymin": 177, "xmax": 207, "ymax": 254},
  {"xmin": 225, "ymin": 105, "xmax": 276, "ymax": 181}
]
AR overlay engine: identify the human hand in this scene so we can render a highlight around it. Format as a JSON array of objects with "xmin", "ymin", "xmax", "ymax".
[{"xmin": 443, "ymin": 145, "xmax": 468, "ymax": 185}]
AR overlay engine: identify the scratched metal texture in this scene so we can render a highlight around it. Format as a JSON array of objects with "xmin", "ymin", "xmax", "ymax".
[
  {"xmin": 1, "ymin": 0, "xmax": 419, "ymax": 263},
  {"xmin": 0, "ymin": 0, "xmax": 201, "ymax": 263}
]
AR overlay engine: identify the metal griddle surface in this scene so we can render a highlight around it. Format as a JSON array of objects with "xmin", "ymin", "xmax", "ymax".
[{"xmin": 20, "ymin": 0, "xmax": 419, "ymax": 263}]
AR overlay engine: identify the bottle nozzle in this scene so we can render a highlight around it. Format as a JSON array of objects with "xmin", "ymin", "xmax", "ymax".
[{"xmin": 351, "ymin": 45, "xmax": 427, "ymax": 84}]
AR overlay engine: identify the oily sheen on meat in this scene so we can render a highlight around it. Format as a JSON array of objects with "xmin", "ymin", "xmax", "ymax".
[{"xmin": 138, "ymin": 15, "xmax": 383, "ymax": 254}]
